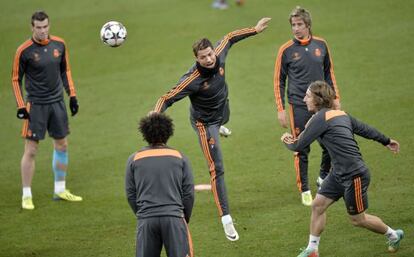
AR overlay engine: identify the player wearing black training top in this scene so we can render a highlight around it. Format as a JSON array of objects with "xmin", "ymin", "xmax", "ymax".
[
  {"xmin": 12, "ymin": 11, "xmax": 81, "ymax": 210},
  {"xmin": 153, "ymin": 17, "xmax": 271, "ymax": 241},
  {"xmin": 281, "ymin": 81, "xmax": 404, "ymax": 257},
  {"xmin": 125, "ymin": 113, "xmax": 194, "ymax": 257},
  {"xmin": 274, "ymin": 6, "xmax": 341, "ymax": 206}
]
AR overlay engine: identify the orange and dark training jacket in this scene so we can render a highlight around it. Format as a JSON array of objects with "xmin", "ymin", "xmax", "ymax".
[{"xmin": 12, "ymin": 35, "xmax": 76, "ymax": 108}]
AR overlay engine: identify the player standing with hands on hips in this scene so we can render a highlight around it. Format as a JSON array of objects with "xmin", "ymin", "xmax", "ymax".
[
  {"xmin": 12, "ymin": 11, "xmax": 82, "ymax": 210},
  {"xmin": 274, "ymin": 6, "xmax": 340, "ymax": 206},
  {"xmin": 125, "ymin": 113, "xmax": 194, "ymax": 257},
  {"xmin": 152, "ymin": 17, "xmax": 271, "ymax": 241},
  {"xmin": 281, "ymin": 81, "xmax": 404, "ymax": 257}
]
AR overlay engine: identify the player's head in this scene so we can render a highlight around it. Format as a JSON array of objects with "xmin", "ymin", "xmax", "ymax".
[
  {"xmin": 31, "ymin": 11, "xmax": 50, "ymax": 42},
  {"xmin": 289, "ymin": 6, "xmax": 312, "ymax": 40},
  {"xmin": 139, "ymin": 113, "xmax": 174, "ymax": 146},
  {"xmin": 192, "ymin": 38, "xmax": 217, "ymax": 69},
  {"xmin": 304, "ymin": 81, "xmax": 335, "ymax": 112}
]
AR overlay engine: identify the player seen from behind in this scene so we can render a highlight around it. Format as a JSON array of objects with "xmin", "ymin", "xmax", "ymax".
[{"xmin": 125, "ymin": 113, "xmax": 195, "ymax": 257}]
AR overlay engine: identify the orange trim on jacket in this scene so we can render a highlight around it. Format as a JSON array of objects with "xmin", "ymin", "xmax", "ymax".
[
  {"xmin": 325, "ymin": 110, "xmax": 346, "ymax": 121},
  {"xmin": 313, "ymin": 36, "xmax": 340, "ymax": 99},
  {"xmin": 133, "ymin": 148, "xmax": 182, "ymax": 161},
  {"xmin": 154, "ymin": 70, "xmax": 200, "ymax": 112},
  {"xmin": 12, "ymin": 39, "xmax": 33, "ymax": 108},
  {"xmin": 215, "ymin": 27, "xmax": 256, "ymax": 56},
  {"xmin": 51, "ymin": 36, "xmax": 76, "ymax": 97},
  {"xmin": 273, "ymin": 40, "xmax": 294, "ymax": 112}
]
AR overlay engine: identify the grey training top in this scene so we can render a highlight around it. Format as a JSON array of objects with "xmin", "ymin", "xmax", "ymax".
[
  {"xmin": 274, "ymin": 36, "xmax": 339, "ymax": 111},
  {"xmin": 125, "ymin": 146, "xmax": 194, "ymax": 222},
  {"xmin": 154, "ymin": 27, "xmax": 258, "ymax": 124},
  {"xmin": 284, "ymin": 109, "xmax": 390, "ymax": 180},
  {"xmin": 12, "ymin": 36, "xmax": 76, "ymax": 108}
]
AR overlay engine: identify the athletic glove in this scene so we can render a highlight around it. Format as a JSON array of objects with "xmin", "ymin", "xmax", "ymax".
[
  {"xmin": 69, "ymin": 97, "xmax": 79, "ymax": 116},
  {"xmin": 16, "ymin": 107, "xmax": 30, "ymax": 120}
]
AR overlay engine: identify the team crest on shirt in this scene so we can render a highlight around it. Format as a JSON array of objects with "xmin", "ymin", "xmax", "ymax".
[
  {"xmin": 201, "ymin": 81, "xmax": 210, "ymax": 91},
  {"xmin": 314, "ymin": 48, "xmax": 321, "ymax": 57},
  {"xmin": 292, "ymin": 52, "xmax": 301, "ymax": 61},
  {"xmin": 53, "ymin": 49, "xmax": 60, "ymax": 58},
  {"xmin": 219, "ymin": 67, "xmax": 224, "ymax": 76},
  {"xmin": 33, "ymin": 52, "xmax": 40, "ymax": 62}
]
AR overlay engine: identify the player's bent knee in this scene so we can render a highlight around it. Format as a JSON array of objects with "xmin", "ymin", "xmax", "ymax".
[
  {"xmin": 311, "ymin": 198, "xmax": 326, "ymax": 214},
  {"xmin": 349, "ymin": 213, "xmax": 366, "ymax": 227}
]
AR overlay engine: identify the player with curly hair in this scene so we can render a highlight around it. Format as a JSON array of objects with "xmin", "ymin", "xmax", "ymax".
[{"xmin": 125, "ymin": 113, "xmax": 195, "ymax": 257}]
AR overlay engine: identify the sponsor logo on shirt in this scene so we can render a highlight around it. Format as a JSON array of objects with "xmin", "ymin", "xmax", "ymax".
[
  {"xmin": 201, "ymin": 81, "xmax": 210, "ymax": 91},
  {"xmin": 33, "ymin": 52, "xmax": 40, "ymax": 62},
  {"xmin": 292, "ymin": 52, "xmax": 301, "ymax": 61}
]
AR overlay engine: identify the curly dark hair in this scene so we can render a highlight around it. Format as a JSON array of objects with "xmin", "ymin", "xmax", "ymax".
[{"xmin": 139, "ymin": 113, "xmax": 174, "ymax": 145}]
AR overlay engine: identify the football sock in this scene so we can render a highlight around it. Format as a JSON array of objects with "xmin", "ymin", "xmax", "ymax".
[
  {"xmin": 221, "ymin": 214, "xmax": 233, "ymax": 225},
  {"xmin": 307, "ymin": 234, "xmax": 320, "ymax": 250},
  {"xmin": 52, "ymin": 149, "xmax": 68, "ymax": 191},
  {"xmin": 54, "ymin": 181, "xmax": 66, "ymax": 194},
  {"xmin": 23, "ymin": 187, "xmax": 32, "ymax": 198},
  {"xmin": 385, "ymin": 226, "xmax": 398, "ymax": 241}
]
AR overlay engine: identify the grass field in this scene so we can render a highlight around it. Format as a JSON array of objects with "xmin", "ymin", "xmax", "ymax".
[{"xmin": 1, "ymin": 0, "xmax": 413, "ymax": 256}]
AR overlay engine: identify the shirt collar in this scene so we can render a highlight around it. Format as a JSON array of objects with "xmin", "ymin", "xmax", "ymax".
[{"xmin": 293, "ymin": 35, "xmax": 312, "ymax": 46}]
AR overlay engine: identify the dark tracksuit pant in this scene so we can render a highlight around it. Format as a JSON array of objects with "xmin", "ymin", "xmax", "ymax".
[
  {"xmin": 191, "ymin": 118, "xmax": 229, "ymax": 217},
  {"xmin": 136, "ymin": 217, "xmax": 192, "ymax": 257},
  {"xmin": 289, "ymin": 104, "xmax": 331, "ymax": 192}
]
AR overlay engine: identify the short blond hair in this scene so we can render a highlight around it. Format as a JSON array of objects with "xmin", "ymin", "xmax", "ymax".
[{"xmin": 289, "ymin": 6, "xmax": 312, "ymax": 28}]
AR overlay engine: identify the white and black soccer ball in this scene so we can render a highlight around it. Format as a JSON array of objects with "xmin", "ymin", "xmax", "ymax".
[{"xmin": 100, "ymin": 21, "xmax": 127, "ymax": 47}]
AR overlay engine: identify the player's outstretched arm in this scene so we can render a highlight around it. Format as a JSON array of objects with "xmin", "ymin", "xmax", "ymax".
[
  {"xmin": 386, "ymin": 139, "xmax": 400, "ymax": 154},
  {"xmin": 255, "ymin": 17, "xmax": 271, "ymax": 33}
]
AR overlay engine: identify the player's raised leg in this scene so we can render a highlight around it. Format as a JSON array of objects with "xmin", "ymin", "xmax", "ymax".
[{"xmin": 195, "ymin": 122, "xmax": 239, "ymax": 241}]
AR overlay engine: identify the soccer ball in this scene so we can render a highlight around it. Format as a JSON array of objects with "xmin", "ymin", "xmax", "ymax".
[{"xmin": 100, "ymin": 21, "xmax": 127, "ymax": 47}]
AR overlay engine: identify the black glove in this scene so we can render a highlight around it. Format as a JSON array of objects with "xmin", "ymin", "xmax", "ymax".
[
  {"xmin": 69, "ymin": 97, "xmax": 79, "ymax": 116},
  {"xmin": 16, "ymin": 107, "xmax": 30, "ymax": 120}
]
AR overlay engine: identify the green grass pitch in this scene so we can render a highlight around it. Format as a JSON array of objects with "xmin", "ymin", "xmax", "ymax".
[{"xmin": 0, "ymin": 0, "xmax": 413, "ymax": 256}]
